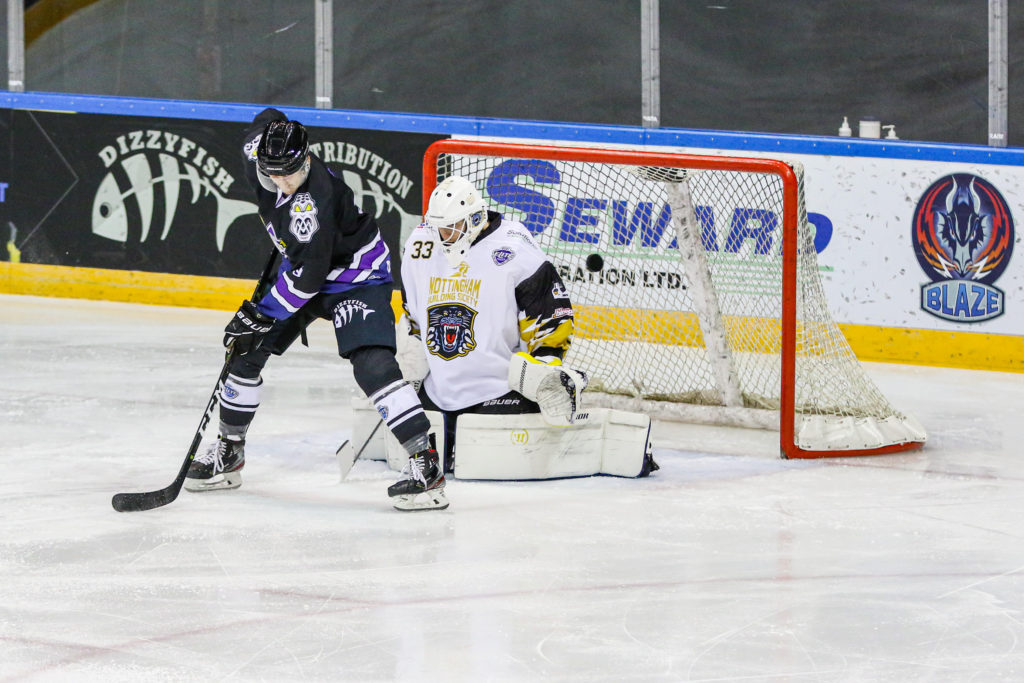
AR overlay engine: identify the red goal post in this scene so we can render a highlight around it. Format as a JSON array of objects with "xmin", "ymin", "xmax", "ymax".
[{"xmin": 421, "ymin": 139, "xmax": 926, "ymax": 459}]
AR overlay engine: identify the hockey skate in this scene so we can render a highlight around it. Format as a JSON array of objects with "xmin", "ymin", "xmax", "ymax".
[
  {"xmin": 388, "ymin": 447, "xmax": 448, "ymax": 511},
  {"xmin": 184, "ymin": 435, "xmax": 244, "ymax": 492}
]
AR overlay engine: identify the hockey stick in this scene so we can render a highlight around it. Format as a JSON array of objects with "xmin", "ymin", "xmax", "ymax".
[
  {"xmin": 335, "ymin": 418, "xmax": 384, "ymax": 481},
  {"xmin": 111, "ymin": 249, "xmax": 280, "ymax": 512}
]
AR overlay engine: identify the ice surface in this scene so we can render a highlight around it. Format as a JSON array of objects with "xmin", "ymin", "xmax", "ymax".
[{"xmin": 2, "ymin": 294, "xmax": 1024, "ymax": 682}]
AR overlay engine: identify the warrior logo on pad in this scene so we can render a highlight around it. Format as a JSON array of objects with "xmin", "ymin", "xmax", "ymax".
[{"xmin": 425, "ymin": 303, "xmax": 477, "ymax": 360}]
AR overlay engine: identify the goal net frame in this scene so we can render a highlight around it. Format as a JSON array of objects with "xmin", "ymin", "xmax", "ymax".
[{"xmin": 421, "ymin": 139, "xmax": 925, "ymax": 460}]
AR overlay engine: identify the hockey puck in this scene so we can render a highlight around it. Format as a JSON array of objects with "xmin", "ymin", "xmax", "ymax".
[{"xmin": 585, "ymin": 254, "xmax": 604, "ymax": 272}]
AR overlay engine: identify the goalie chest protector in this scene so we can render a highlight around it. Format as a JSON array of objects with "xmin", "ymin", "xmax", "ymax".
[{"xmin": 401, "ymin": 218, "xmax": 551, "ymax": 411}]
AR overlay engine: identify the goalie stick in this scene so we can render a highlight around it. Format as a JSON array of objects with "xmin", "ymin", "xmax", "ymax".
[
  {"xmin": 111, "ymin": 249, "xmax": 280, "ymax": 512},
  {"xmin": 335, "ymin": 418, "xmax": 384, "ymax": 481}
]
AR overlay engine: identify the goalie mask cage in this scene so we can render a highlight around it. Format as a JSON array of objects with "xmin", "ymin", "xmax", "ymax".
[{"xmin": 422, "ymin": 140, "xmax": 926, "ymax": 459}]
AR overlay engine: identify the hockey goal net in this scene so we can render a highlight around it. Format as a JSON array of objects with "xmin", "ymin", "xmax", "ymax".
[{"xmin": 421, "ymin": 140, "xmax": 926, "ymax": 459}]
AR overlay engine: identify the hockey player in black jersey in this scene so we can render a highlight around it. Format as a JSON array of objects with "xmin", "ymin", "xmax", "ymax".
[{"xmin": 185, "ymin": 108, "xmax": 446, "ymax": 511}]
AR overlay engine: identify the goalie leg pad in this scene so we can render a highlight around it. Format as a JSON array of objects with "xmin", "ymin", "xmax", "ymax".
[
  {"xmin": 599, "ymin": 409, "xmax": 655, "ymax": 477},
  {"xmin": 453, "ymin": 408, "xmax": 652, "ymax": 480},
  {"xmin": 349, "ymin": 393, "xmax": 387, "ymax": 461}
]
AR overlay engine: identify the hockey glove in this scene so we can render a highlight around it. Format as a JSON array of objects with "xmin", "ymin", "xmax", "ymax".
[
  {"xmin": 508, "ymin": 352, "xmax": 588, "ymax": 426},
  {"xmin": 224, "ymin": 300, "xmax": 275, "ymax": 355},
  {"xmin": 395, "ymin": 316, "xmax": 429, "ymax": 392}
]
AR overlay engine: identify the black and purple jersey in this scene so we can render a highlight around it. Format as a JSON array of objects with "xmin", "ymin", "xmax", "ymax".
[{"xmin": 241, "ymin": 108, "xmax": 392, "ymax": 320}]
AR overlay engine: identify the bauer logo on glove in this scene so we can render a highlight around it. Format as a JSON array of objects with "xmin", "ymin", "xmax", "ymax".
[{"xmin": 223, "ymin": 300, "xmax": 275, "ymax": 355}]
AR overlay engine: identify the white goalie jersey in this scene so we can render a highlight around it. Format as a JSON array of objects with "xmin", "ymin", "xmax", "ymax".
[{"xmin": 400, "ymin": 214, "xmax": 574, "ymax": 411}]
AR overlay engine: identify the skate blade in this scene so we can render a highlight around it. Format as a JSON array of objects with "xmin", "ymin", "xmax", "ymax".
[
  {"xmin": 392, "ymin": 488, "xmax": 449, "ymax": 512},
  {"xmin": 184, "ymin": 471, "xmax": 242, "ymax": 492}
]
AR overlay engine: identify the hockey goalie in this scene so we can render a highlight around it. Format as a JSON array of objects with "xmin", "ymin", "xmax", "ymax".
[{"xmin": 375, "ymin": 175, "xmax": 658, "ymax": 480}]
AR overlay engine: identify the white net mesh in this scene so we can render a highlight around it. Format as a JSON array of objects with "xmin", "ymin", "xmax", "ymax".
[{"xmin": 430, "ymin": 144, "xmax": 925, "ymax": 454}]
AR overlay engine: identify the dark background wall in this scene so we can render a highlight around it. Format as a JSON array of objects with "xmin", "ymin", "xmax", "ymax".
[{"xmin": 17, "ymin": 0, "xmax": 1024, "ymax": 145}]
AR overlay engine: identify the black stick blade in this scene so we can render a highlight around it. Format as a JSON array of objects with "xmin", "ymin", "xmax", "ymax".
[{"xmin": 111, "ymin": 486, "xmax": 179, "ymax": 512}]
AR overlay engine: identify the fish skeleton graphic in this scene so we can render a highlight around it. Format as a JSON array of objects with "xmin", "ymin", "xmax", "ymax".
[
  {"xmin": 92, "ymin": 152, "xmax": 258, "ymax": 251},
  {"xmin": 341, "ymin": 169, "xmax": 421, "ymax": 244}
]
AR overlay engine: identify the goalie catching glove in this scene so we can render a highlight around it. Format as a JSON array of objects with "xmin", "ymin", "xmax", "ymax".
[
  {"xmin": 223, "ymin": 300, "xmax": 275, "ymax": 355},
  {"xmin": 508, "ymin": 352, "xmax": 588, "ymax": 426}
]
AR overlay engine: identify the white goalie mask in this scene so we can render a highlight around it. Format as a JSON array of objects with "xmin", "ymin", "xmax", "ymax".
[{"xmin": 425, "ymin": 176, "xmax": 489, "ymax": 267}]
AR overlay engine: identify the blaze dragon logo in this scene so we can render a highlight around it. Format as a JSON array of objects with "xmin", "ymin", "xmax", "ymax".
[
  {"xmin": 912, "ymin": 173, "xmax": 1014, "ymax": 323},
  {"xmin": 425, "ymin": 303, "xmax": 477, "ymax": 360}
]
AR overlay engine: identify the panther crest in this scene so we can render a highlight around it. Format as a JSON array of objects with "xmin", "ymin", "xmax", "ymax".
[{"xmin": 425, "ymin": 303, "xmax": 477, "ymax": 360}]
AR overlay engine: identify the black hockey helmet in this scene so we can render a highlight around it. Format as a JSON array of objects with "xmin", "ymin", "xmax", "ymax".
[{"xmin": 257, "ymin": 119, "xmax": 309, "ymax": 176}]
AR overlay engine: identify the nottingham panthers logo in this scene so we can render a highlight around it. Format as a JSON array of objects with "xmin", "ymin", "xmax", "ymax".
[
  {"xmin": 289, "ymin": 192, "xmax": 319, "ymax": 243},
  {"xmin": 425, "ymin": 303, "xmax": 477, "ymax": 360}
]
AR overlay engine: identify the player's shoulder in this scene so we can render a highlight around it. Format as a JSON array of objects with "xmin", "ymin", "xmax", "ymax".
[
  {"xmin": 306, "ymin": 157, "xmax": 338, "ymax": 191},
  {"xmin": 405, "ymin": 222, "xmax": 435, "ymax": 243},
  {"xmin": 487, "ymin": 217, "xmax": 548, "ymax": 264},
  {"xmin": 286, "ymin": 162, "xmax": 338, "ymax": 212},
  {"xmin": 399, "ymin": 224, "xmax": 436, "ymax": 262},
  {"xmin": 493, "ymin": 217, "xmax": 540, "ymax": 243}
]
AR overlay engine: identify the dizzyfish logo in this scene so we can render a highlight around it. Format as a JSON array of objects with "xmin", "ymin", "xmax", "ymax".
[
  {"xmin": 93, "ymin": 130, "xmax": 257, "ymax": 251},
  {"xmin": 333, "ymin": 299, "xmax": 375, "ymax": 328}
]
